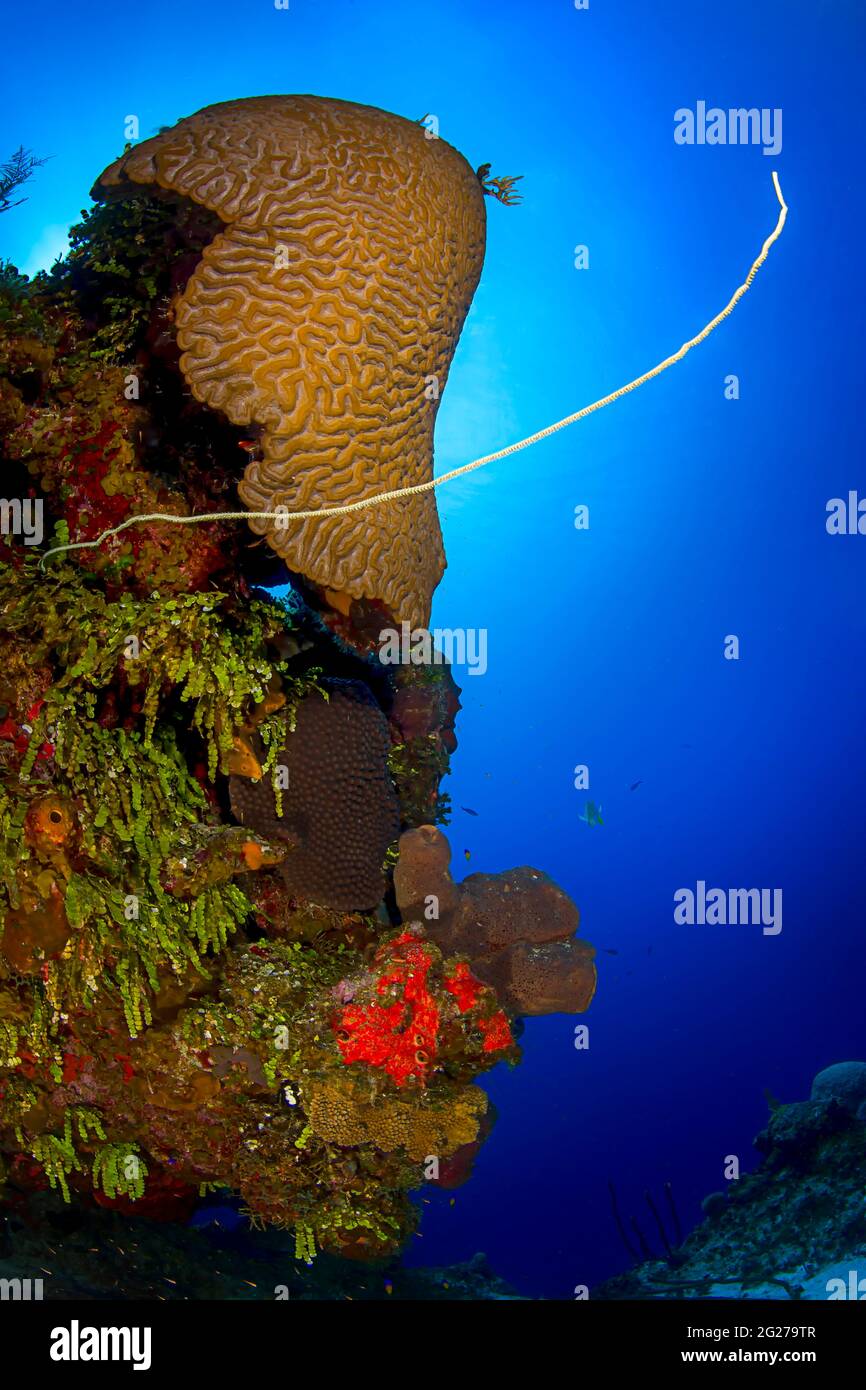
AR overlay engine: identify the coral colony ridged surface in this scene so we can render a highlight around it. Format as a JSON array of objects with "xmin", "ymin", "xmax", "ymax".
[
  {"xmin": 0, "ymin": 97, "xmax": 594, "ymax": 1268},
  {"xmin": 97, "ymin": 96, "xmax": 488, "ymax": 632}
]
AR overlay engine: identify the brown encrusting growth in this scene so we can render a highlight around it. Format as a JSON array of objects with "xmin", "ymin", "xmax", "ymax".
[{"xmin": 97, "ymin": 96, "xmax": 488, "ymax": 630}]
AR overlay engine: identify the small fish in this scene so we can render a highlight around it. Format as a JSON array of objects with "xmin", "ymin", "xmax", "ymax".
[
  {"xmin": 629, "ymin": 781, "xmax": 642, "ymax": 791},
  {"xmin": 461, "ymin": 806, "xmax": 479, "ymax": 817},
  {"xmin": 190, "ymin": 1204, "xmax": 245, "ymax": 1233},
  {"xmin": 602, "ymin": 948, "xmax": 619, "ymax": 956},
  {"xmin": 579, "ymin": 800, "xmax": 604, "ymax": 827},
  {"xmin": 384, "ymin": 1279, "xmax": 394, "ymax": 1296},
  {"xmin": 464, "ymin": 849, "xmax": 471, "ymax": 861}
]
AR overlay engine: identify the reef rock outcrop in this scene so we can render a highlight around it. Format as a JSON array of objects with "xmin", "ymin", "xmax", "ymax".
[
  {"xmin": 594, "ymin": 1063, "xmax": 866, "ymax": 1300},
  {"xmin": 810, "ymin": 1061, "xmax": 866, "ymax": 1119}
]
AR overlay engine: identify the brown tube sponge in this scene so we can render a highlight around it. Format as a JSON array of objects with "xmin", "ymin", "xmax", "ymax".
[
  {"xmin": 393, "ymin": 826, "xmax": 597, "ymax": 1016},
  {"xmin": 393, "ymin": 824, "xmax": 461, "ymax": 921},
  {"xmin": 473, "ymin": 940, "xmax": 598, "ymax": 1017},
  {"xmin": 96, "ymin": 96, "xmax": 487, "ymax": 629}
]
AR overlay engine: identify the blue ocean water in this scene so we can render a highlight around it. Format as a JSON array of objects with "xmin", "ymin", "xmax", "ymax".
[
  {"xmin": 4, "ymin": 0, "xmax": 864, "ymax": 1300},
  {"xmin": 419, "ymin": 3, "xmax": 866, "ymax": 1297}
]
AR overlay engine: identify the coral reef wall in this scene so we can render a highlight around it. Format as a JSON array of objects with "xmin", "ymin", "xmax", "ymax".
[{"xmin": 0, "ymin": 96, "xmax": 593, "ymax": 1269}]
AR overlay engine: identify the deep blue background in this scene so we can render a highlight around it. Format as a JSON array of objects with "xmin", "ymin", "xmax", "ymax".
[{"xmin": 3, "ymin": 0, "xmax": 864, "ymax": 1298}]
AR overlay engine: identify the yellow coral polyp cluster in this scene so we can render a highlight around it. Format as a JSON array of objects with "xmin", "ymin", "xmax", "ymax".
[{"xmin": 304, "ymin": 1070, "xmax": 488, "ymax": 1163}]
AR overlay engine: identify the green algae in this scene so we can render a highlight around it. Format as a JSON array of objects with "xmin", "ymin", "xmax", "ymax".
[{"xmin": 0, "ymin": 555, "xmax": 324, "ymax": 1047}]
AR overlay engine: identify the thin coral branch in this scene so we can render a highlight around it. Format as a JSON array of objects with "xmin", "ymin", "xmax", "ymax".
[
  {"xmin": 608, "ymin": 1179, "xmax": 639, "ymax": 1261},
  {"xmin": 0, "ymin": 146, "xmax": 50, "ymax": 215},
  {"xmin": 475, "ymin": 163, "xmax": 524, "ymax": 206},
  {"xmin": 644, "ymin": 1187, "xmax": 674, "ymax": 1260},
  {"xmin": 630, "ymin": 1215, "xmax": 655, "ymax": 1261},
  {"xmin": 665, "ymin": 1180, "xmax": 683, "ymax": 1247}
]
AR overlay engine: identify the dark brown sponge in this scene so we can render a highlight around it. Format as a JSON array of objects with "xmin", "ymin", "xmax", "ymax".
[
  {"xmin": 473, "ymin": 939, "xmax": 597, "ymax": 1016},
  {"xmin": 394, "ymin": 826, "xmax": 595, "ymax": 1017}
]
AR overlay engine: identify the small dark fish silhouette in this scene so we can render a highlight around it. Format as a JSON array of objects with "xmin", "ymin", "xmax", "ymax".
[
  {"xmin": 629, "ymin": 781, "xmax": 642, "ymax": 791},
  {"xmin": 463, "ymin": 849, "xmax": 471, "ymax": 861},
  {"xmin": 461, "ymin": 806, "xmax": 479, "ymax": 816},
  {"xmin": 602, "ymin": 948, "xmax": 619, "ymax": 956}
]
